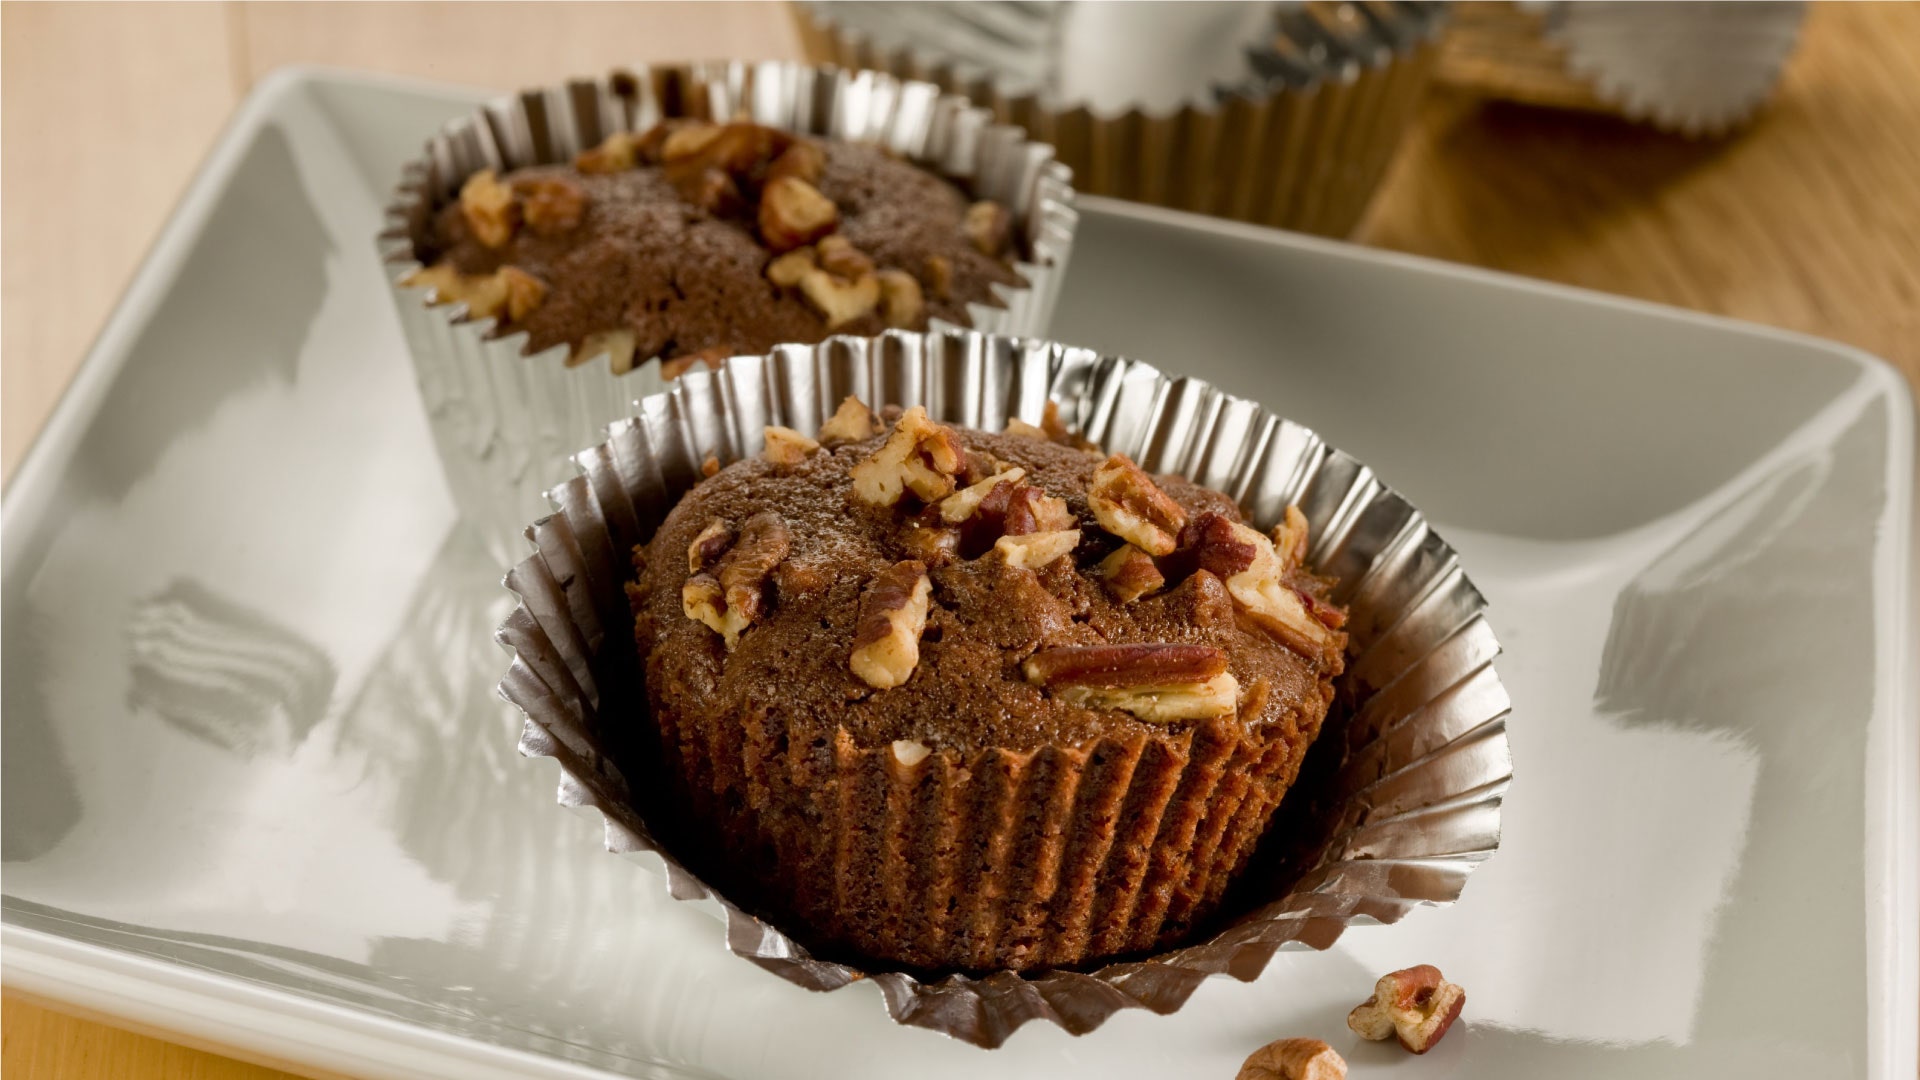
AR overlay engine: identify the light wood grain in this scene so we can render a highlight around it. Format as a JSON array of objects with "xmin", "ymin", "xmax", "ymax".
[
  {"xmin": 2, "ymin": 3, "xmax": 1916, "ymax": 1078},
  {"xmin": 0, "ymin": 0, "xmax": 243, "ymax": 477}
]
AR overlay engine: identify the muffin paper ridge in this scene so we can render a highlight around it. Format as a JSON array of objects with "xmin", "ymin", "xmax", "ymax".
[
  {"xmin": 495, "ymin": 328, "xmax": 1510, "ymax": 1048},
  {"xmin": 379, "ymin": 61, "xmax": 1077, "ymax": 563}
]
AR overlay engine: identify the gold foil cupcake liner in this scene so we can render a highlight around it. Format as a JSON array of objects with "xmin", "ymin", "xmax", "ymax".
[
  {"xmin": 496, "ymin": 329, "xmax": 1511, "ymax": 1047},
  {"xmin": 378, "ymin": 62, "xmax": 1077, "ymax": 562},
  {"xmin": 795, "ymin": 1, "xmax": 1445, "ymax": 237}
]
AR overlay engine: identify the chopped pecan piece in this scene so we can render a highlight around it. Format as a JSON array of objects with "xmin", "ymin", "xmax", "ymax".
[
  {"xmin": 681, "ymin": 511, "xmax": 791, "ymax": 649},
  {"xmin": 660, "ymin": 345, "xmax": 730, "ymax": 380},
  {"xmin": 899, "ymin": 517, "xmax": 960, "ymax": 567},
  {"xmin": 403, "ymin": 262, "xmax": 505, "ymax": 318},
  {"xmin": 575, "ymin": 131, "xmax": 639, "ymax": 173},
  {"xmin": 1001, "ymin": 483, "xmax": 1075, "ymax": 535},
  {"xmin": 799, "ymin": 269, "xmax": 880, "ymax": 328},
  {"xmin": 1271, "ymin": 504, "xmax": 1310, "ymax": 570},
  {"xmin": 686, "ymin": 519, "xmax": 733, "ymax": 573},
  {"xmin": 1087, "ymin": 454, "xmax": 1188, "ymax": 556},
  {"xmin": 766, "ymin": 140, "xmax": 825, "ymax": 185},
  {"xmin": 850, "ymin": 406, "xmax": 964, "ymax": 506},
  {"xmin": 672, "ymin": 166, "xmax": 743, "ymax": 215},
  {"xmin": 497, "ymin": 266, "xmax": 547, "ymax": 321},
  {"xmin": 701, "ymin": 453, "xmax": 721, "ymax": 478},
  {"xmin": 660, "ymin": 123, "xmax": 722, "ymax": 162},
  {"xmin": 766, "ymin": 248, "xmax": 816, "ymax": 288},
  {"xmin": 1179, "ymin": 511, "xmax": 1261, "ymax": 578},
  {"xmin": 570, "ymin": 328, "xmax": 638, "ymax": 374},
  {"xmin": 514, "ymin": 175, "xmax": 586, "ymax": 236},
  {"xmin": 1347, "ymin": 965, "xmax": 1465, "ymax": 1054},
  {"xmin": 1003, "ymin": 415, "xmax": 1049, "ymax": 440},
  {"xmin": 818, "ymin": 395, "xmax": 881, "ymax": 446},
  {"xmin": 1097, "ymin": 544, "xmax": 1165, "ymax": 602},
  {"xmin": 965, "ymin": 199, "xmax": 1013, "ymax": 257},
  {"xmin": 994, "ymin": 528, "xmax": 1080, "ymax": 570},
  {"xmin": 815, "ymin": 235, "xmax": 874, "ymax": 279},
  {"xmin": 849, "ymin": 561, "xmax": 932, "ymax": 689},
  {"xmin": 937, "ymin": 467, "xmax": 1026, "ymax": 524},
  {"xmin": 1216, "ymin": 518, "xmax": 1342, "ymax": 665},
  {"xmin": 762, "ymin": 424, "xmax": 820, "ymax": 466},
  {"xmin": 459, "ymin": 169, "xmax": 518, "ymax": 248},
  {"xmin": 924, "ymin": 254, "xmax": 953, "ymax": 299},
  {"xmin": 890, "ymin": 739, "xmax": 933, "ymax": 766},
  {"xmin": 877, "ymin": 269, "xmax": 924, "ymax": 328},
  {"xmin": 1238, "ymin": 1038, "xmax": 1347, "ymax": 1080},
  {"xmin": 1024, "ymin": 643, "xmax": 1227, "ymax": 688},
  {"xmin": 759, "ymin": 176, "xmax": 839, "ymax": 252}
]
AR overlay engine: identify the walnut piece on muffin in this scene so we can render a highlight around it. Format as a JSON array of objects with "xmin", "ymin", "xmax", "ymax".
[{"xmin": 626, "ymin": 402, "xmax": 1349, "ymax": 972}]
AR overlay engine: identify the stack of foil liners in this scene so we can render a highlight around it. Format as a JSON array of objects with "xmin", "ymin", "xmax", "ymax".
[
  {"xmin": 795, "ymin": 1, "xmax": 1448, "ymax": 237},
  {"xmin": 497, "ymin": 329, "xmax": 1513, "ymax": 1047}
]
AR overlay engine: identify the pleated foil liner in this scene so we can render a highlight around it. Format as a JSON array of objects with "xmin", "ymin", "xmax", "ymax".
[
  {"xmin": 378, "ymin": 61, "xmax": 1078, "ymax": 562},
  {"xmin": 795, "ymin": 1, "xmax": 1445, "ymax": 238},
  {"xmin": 496, "ymin": 329, "xmax": 1511, "ymax": 1047}
]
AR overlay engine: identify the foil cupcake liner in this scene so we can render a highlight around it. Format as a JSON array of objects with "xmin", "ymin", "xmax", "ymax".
[
  {"xmin": 1436, "ymin": 1, "xmax": 1807, "ymax": 136},
  {"xmin": 378, "ymin": 61, "xmax": 1078, "ymax": 562},
  {"xmin": 496, "ymin": 329, "xmax": 1511, "ymax": 1047},
  {"xmin": 795, "ymin": 1, "xmax": 1445, "ymax": 237}
]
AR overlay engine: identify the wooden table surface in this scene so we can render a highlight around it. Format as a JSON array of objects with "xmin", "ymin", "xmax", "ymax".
[{"xmin": 2, "ymin": 3, "xmax": 1915, "ymax": 1077}]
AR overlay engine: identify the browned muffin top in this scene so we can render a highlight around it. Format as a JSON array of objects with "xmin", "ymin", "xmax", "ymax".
[
  {"xmin": 406, "ymin": 121, "xmax": 1023, "ymax": 376},
  {"xmin": 628, "ymin": 400, "xmax": 1349, "ymax": 757}
]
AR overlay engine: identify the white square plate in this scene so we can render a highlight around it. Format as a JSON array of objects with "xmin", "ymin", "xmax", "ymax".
[{"xmin": 4, "ymin": 68, "xmax": 1914, "ymax": 1080}]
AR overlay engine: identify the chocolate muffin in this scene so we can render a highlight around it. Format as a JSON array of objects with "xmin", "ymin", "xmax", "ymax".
[
  {"xmin": 624, "ymin": 399, "xmax": 1350, "ymax": 973},
  {"xmin": 405, "ymin": 121, "xmax": 1024, "ymax": 378}
]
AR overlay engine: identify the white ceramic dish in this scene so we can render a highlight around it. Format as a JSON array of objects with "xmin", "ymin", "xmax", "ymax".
[{"xmin": 2, "ymin": 67, "xmax": 1913, "ymax": 1080}]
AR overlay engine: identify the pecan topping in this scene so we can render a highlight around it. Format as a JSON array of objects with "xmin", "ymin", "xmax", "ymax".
[
  {"xmin": 993, "ymin": 528, "xmax": 1080, "ymax": 570},
  {"xmin": 1238, "ymin": 1038, "xmax": 1347, "ymax": 1080},
  {"xmin": 799, "ymin": 269, "xmax": 880, "ymax": 327},
  {"xmin": 497, "ymin": 266, "xmax": 547, "ymax": 321},
  {"xmin": 762, "ymin": 424, "xmax": 820, "ymax": 467},
  {"xmin": 1024, "ymin": 643, "xmax": 1227, "ymax": 688},
  {"xmin": 1097, "ymin": 544, "xmax": 1165, "ymax": 602},
  {"xmin": 850, "ymin": 406, "xmax": 964, "ymax": 506},
  {"xmin": 1179, "ymin": 511, "xmax": 1261, "ymax": 578},
  {"xmin": 660, "ymin": 345, "xmax": 730, "ymax": 380},
  {"xmin": 1214, "ymin": 518, "xmax": 1342, "ymax": 665},
  {"xmin": 1087, "ymin": 454, "xmax": 1188, "ymax": 556},
  {"xmin": 899, "ymin": 516, "xmax": 961, "ymax": 568},
  {"xmin": 570, "ymin": 328, "xmax": 638, "ymax": 374},
  {"xmin": 686, "ymin": 519, "xmax": 734, "ymax": 573},
  {"xmin": 1271, "ymin": 503, "xmax": 1310, "ymax": 570},
  {"xmin": 575, "ymin": 131, "xmax": 639, "ymax": 173},
  {"xmin": 660, "ymin": 123, "xmax": 722, "ymax": 162},
  {"xmin": 815, "ymin": 235, "xmax": 874, "ymax": 279},
  {"xmin": 514, "ymin": 175, "xmax": 586, "ymax": 236},
  {"xmin": 681, "ymin": 511, "xmax": 791, "ymax": 649},
  {"xmin": 403, "ymin": 262, "xmax": 505, "ymax": 319},
  {"xmin": 672, "ymin": 166, "xmax": 743, "ymax": 215},
  {"xmin": 924, "ymin": 254, "xmax": 954, "ymax": 300},
  {"xmin": 1001, "ymin": 483, "xmax": 1075, "ymax": 535},
  {"xmin": 459, "ymin": 168, "xmax": 518, "ymax": 248},
  {"xmin": 877, "ymin": 269, "xmax": 925, "ymax": 328},
  {"xmin": 766, "ymin": 248, "xmax": 816, "ymax": 287},
  {"xmin": 759, "ymin": 176, "xmax": 839, "ymax": 252},
  {"xmin": 767, "ymin": 140, "xmax": 825, "ymax": 185},
  {"xmin": 965, "ymin": 199, "xmax": 1013, "ymax": 257},
  {"xmin": 890, "ymin": 739, "xmax": 933, "ymax": 767},
  {"xmin": 1024, "ymin": 644, "xmax": 1239, "ymax": 723},
  {"xmin": 1003, "ymin": 415, "xmax": 1049, "ymax": 440},
  {"xmin": 1347, "ymin": 965, "xmax": 1465, "ymax": 1054},
  {"xmin": 818, "ymin": 395, "xmax": 881, "ymax": 446},
  {"xmin": 849, "ymin": 561, "xmax": 932, "ymax": 689},
  {"xmin": 937, "ymin": 467, "xmax": 1026, "ymax": 525}
]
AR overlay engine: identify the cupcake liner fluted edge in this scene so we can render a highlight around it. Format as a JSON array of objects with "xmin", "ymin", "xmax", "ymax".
[
  {"xmin": 378, "ymin": 61, "xmax": 1078, "ymax": 563},
  {"xmin": 495, "ymin": 328, "xmax": 1510, "ymax": 1048}
]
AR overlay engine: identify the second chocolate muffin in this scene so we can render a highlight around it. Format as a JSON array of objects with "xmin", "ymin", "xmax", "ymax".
[
  {"xmin": 625, "ymin": 400, "xmax": 1350, "ymax": 973},
  {"xmin": 406, "ymin": 120, "xmax": 1023, "ymax": 378}
]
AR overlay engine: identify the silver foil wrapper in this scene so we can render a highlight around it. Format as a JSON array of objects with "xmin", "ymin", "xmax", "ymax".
[
  {"xmin": 496, "ymin": 329, "xmax": 1511, "ymax": 1047},
  {"xmin": 796, "ymin": 2, "xmax": 1445, "ymax": 237},
  {"xmin": 379, "ymin": 62, "xmax": 1078, "ymax": 562}
]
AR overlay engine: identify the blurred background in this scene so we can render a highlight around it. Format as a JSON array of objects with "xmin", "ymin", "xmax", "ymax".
[{"xmin": 2, "ymin": 2, "xmax": 1916, "ymax": 1077}]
